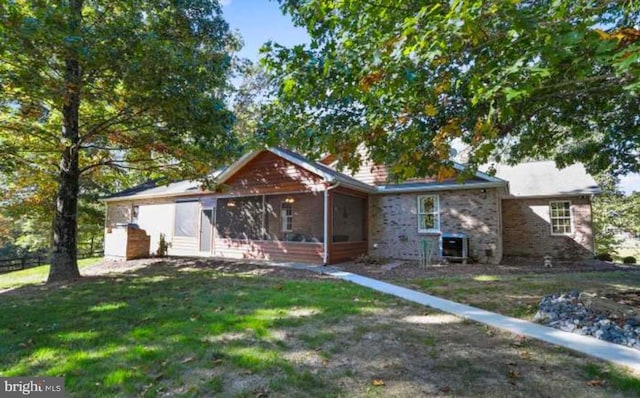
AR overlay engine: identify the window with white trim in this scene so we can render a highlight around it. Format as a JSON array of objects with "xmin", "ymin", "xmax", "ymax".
[
  {"xmin": 417, "ymin": 195, "xmax": 440, "ymax": 232},
  {"xmin": 281, "ymin": 202, "xmax": 293, "ymax": 232},
  {"xmin": 550, "ymin": 201, "xmax": 572, "ymax": 235}
]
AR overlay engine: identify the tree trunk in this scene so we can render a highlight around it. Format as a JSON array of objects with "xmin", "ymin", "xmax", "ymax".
[{"xmin": 48, "ymin": 0, "xmax": 84, "ymax": 283}]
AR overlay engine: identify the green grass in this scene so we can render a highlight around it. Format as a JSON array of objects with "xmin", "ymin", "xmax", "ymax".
[
  {"xmin": 584, "ymin": 363, "xmax": 640, "ymax": 395},
  {"xmin": 0, "ymin": 257, "xmax": 102, "ymax": 290},
  {"xmin": 0, "ymin": 261, "xmax": 390, "ymax": 397}
]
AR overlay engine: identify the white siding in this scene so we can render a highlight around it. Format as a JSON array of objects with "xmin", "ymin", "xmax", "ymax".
[{"xmin": 136, "ymin": 202, "xmax": 175, "ymax": 255}]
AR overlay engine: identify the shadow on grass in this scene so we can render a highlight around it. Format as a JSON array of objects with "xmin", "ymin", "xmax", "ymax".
[
  {"xmin": 1, "ymin": 258, "xmax": 638, "ymax": 397},
  {"xmin": 0, "ymin": 259, "xmax": 383, "ymax": 396}
]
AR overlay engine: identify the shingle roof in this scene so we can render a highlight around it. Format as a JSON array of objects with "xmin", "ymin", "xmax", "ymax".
[
  {"xmin": 101, "ymin": 170, "xmax": 223, "ymax": 202},
  {"xmin": 102, "ymin": 179, "xmax": 201, "ymax": 200},
  {"xmin": 492, "ymin": 161, "xmax": 601, "ymax": 197},
  {"xmin": 103, "ymin": 151, "xmax": 599, "ymax": 202},
  {"xmin": 102, "ymin": 148, "xmax": 377, "ymax": 202}
]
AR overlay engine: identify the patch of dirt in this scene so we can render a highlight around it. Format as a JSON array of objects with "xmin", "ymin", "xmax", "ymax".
[
  {"xmin": 0, "ymin": 257, "xmax": 329, "ymax": 297},
  {"xmin": 605, "ymin": 290, "xmax": 640, "ymax": 307},
  {"xmin": 270, "ymin": 305, "xmax": 629, "ymax": 397},
  {"xmin": 82, "ymin": 257, "xmax": 162, "ymax": 275},
  {"xmin": 83, "ymin": 256, "xmax": 330, "ymax": 281}
]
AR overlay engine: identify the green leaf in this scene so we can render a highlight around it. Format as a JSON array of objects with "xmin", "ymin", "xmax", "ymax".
[
  {"xmin": 503, "ymin": 87, "xmax": 528, "ymax": 101},
  {"xmin": 263, "ymin": 0, "xmax": 640, "ymax": 178}
]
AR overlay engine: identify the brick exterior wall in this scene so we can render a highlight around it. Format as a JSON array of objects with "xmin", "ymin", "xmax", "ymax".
[
  {"xmin": 369, "ymin": 188, "xmax": 503, "ymax": 264},
  {"xmin": 265, "ymin": 193, "xmax": 324, "ymax": 241},
  {"xmin": 502, "ymin": 196, "xmax": 594, "ymax": 259}
]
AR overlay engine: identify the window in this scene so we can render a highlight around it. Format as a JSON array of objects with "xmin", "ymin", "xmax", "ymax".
[
  {"xmin": 174, "ymin": 200, "xmax": 199, "ymax": 237},
  {"xmin": 417, "ymin": 195, "xmax": 439, "ymax": 232},
  {"xmin": 550, "ymin": 201, "xmax": 572, "ymax": 235},
  {"xmin": 281, "ymin": 202, "xmax": 293, "ymax": 232},
  {"xmin": 131, "ymin": 205, "xmax": 139, "ymax": 223}
]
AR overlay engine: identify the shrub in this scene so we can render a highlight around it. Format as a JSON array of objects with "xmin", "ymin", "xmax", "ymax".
[
  {"xmin": 354, "ymin": 254, "xmax": 387, "ymax": 265},
  {"xmin": 157, "ymin": 233, "xmax": 170, "ymax": 257},
  {"xmin": 595, "ymin": 252, "xmax": 613, "ymax": 262},
  {"xmin": 623, "ymin": 256, "xmax": 637, "ymax": 265}
]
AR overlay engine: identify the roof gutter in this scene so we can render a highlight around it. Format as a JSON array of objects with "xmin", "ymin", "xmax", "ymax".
[
  {"xmin": 501, "ymin": 191, "xmax": 601, "ymax": 200},
  {"xmin": 100, "ymin": 190, "xmax": 207, "ymax": 203},
  {"xmin": 102, "ymin": 180, "xmax": 505, "ymax": 202},
  {"xmin": 330, "ymin": 178, "xmax": 376, "ymax": 193},
  {"xmin": 373, "ymin": 181, "xmax": 507, "ymax": 194}
]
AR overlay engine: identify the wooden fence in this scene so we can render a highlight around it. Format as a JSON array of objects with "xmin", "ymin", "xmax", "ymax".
[{"xmin": 0, "ymin": 250, "xmax": 103, "ymax": 274}]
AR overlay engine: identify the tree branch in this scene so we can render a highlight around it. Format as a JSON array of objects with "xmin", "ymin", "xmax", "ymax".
[
  {"xmin": 79, "ymin": 157, "xmax": 186, "ymax": 175},
  {"xmin": 79, "ymin": 106, "xmax": 154, "ymax": 144}
]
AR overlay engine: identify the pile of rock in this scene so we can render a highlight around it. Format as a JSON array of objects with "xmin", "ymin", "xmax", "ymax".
[{"xmin": 533, "ymin": 290, "xmax": 640, "ymax": 349}]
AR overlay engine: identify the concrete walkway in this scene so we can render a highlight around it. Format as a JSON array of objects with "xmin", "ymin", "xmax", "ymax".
[{"xmin": 268, "ymin": 261, "xmax": 640, "ymax": 373}]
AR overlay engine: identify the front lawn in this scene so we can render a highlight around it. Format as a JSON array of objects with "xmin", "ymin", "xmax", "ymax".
[
  {"xmin": 1, "ymin": 260, "xmax": 377, "ymax": 397},
  {"xmin": 1, "ymin": 259, "xmax": 638, "ymax": 397}
]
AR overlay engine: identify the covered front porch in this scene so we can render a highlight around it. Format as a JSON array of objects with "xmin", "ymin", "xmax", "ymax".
[
  {"xmin": 169, "ymin": 148, "xmax": 374, "ymax": 264},
  {"xmin": 192, "ymin": 188, "xmax": 368, "ymax": 264}
]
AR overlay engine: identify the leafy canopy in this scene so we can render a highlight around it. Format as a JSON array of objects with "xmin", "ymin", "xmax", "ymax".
[
  {"xmin": 262, "ymin": 0, "xmax": 640, "ymax": 179},
  {"xmin": 592, "ymin": 174, "xmax": 640, "ymax": 254},
  {"xmin": 0, "ymin": 0, "xmax": 241, "ymax": 189},
  {"xmin": 0, "ymin": 0, "xmax": 241, "ymax": 279}
]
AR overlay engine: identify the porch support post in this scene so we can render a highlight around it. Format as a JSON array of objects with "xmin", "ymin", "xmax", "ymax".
[
  {"xmin": 323, "ymin": 183, "xmax": 339, "ymax": 265},
  {"xmin": 261, "ymin": 195, "xmax": 266, "ymax": 240},
  {"xmin": 323, "ymin": 189, "xmax": 329, "ymax": 264}
]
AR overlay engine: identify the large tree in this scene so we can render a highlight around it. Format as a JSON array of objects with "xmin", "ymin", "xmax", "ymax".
[
  {"xmin": 592, "ymin": 174, "xmax": 640, "ymax": 254},
  {"xmin": 0, "ymin": 0, "xmax": 240, "ymax": 282},
  {"xmin": 262, "ymin": 0, "xmax": 640, "ymax": 178}
]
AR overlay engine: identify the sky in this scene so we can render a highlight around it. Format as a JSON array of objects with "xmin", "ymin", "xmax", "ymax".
[
  {"xmin": 221, "ymin": 0, "xmax": 640, "ymax": 194},
  {"xmin": 222, "ymin": 0, "xmax": 309, "ymax": 62},
  {"xmin": 620, "ymin": 173, "xmax": 640, "ymax": 194}
]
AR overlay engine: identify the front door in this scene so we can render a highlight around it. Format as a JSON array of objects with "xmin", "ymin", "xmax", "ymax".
[{"xmin": 199, "ymin": 208, "xmax": 214, "ymax": 253}]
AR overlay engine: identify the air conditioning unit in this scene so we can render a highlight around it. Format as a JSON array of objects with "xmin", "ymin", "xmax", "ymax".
[{"xmin": 442, "ymin": 232, "xmax": 469, "ymax": 263}]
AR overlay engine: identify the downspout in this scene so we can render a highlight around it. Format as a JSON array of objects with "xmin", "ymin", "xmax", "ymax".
[
  {"xmin": 590, "ymin": 194, "xmax": 596, "ymax": 255},
  {"xmin": 324, "ymin": 181, "xmax": 341, "ymax": 265},
  {"xmin": 262, "ymin": 195, "xmax": 266, "ymax": 239}
]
